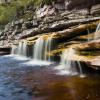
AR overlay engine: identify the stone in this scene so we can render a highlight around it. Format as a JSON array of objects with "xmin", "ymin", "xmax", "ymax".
[
  {"xmin": 91, "ymin": 4, "xmax": 100, "ymax": 15},
  {"xmin": 36, "ymin": 5, "xmax": 56, "ymax": 18},
  {"xmin": 24, "ymin": 21, "xmax": 33, "ymax": 29},
  {"xmin": 76, "ymin": 39, "xmax": 100, "ymax": 51},
  {"xmin": 31, "ymin": 20, "xmax": 39, "ymax": 27}
]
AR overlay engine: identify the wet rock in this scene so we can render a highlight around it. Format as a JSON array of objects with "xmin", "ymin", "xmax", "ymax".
[
  {"xmin": 74, "ymin": 33, "xmax": 94, "ymax": 42},
  {"xmin": 91, "ymin": 56, "xmax": 100, "ymax": 68},
  {"xmin": 76, "ymin": 39, "xmax": 100, "ymax": 51},
  {"xmin": 0, "ymin": 46, "xmax": 11, "ymax": 55}
]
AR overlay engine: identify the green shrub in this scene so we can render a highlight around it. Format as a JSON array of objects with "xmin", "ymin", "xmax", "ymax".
[{"xmin": 0, "ymin": 0, "xmax": 56, "ymax": 25}]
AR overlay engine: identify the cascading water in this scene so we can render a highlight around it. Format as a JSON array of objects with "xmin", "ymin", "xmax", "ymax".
[
  {"xmin": 33, "ymin": 34, "xmax": 54, "ymax": 61},
  {"xmin": 56, "ymin": 47, "xmax": 84, "ymax": 76},
  {"xmin": 22, "ymin": 42, "xmax": 27, "ymax": 57},
  {"xmin": 60, "ymin": 48, "xmax": 77, "ymax": 75},
  {"xmin": 11, "ymin": 42, "xmax": 27, "ymax": 57},
  {"xmin": 17, "ymin": 42, "xmax": 27, "ymax": 57},
  {"xmin": 11, "ymin": 45, "xmax": 17, "ymax": 55},
  {"xmin": 17, "ymin": 42, "xmax": 23, "ymax": 55},
  {"xmin": 11, "ymin": 33, "xmax": 54, "ymax": 61},
  {"xmin": 33, "ymin": 37, "xmax": 45, "ymax": 60},
  {"xmin": 94, "ymin": 23, "xmax": 100, "ymax": 39},
  {"xmin": 96, "ymin": 23, "xmax": 100, "ymax": 32},
  {"xmin": 45, "ymin": 34, "xmax": 54, "ymax": 61},
  {"xmin": 61, "ymin": 48, "xmax": 75, "ymax": 72}
]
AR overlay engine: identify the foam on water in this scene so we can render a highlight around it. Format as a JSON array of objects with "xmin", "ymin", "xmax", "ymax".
[
  {"xmin": 23, "ymin": 60, "xmax": 51, "ymax": 66},
  {"xmin": 55, "ymin": 47, "xmax": 84, "ymax": 76}
]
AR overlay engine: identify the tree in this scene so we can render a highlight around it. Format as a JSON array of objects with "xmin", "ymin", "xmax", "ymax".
[{"xmin": 67, "ymin": 0, "xmax": 100, "ymax": 14}]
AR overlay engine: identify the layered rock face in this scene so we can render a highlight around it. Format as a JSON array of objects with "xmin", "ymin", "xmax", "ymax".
[
  {"xmin": 91, "ymin": 4, "xmax": 100, "ymax": 15},
  {"xmin": 0, "ymin": 3, "xmax": 100, "ymax": 70}
]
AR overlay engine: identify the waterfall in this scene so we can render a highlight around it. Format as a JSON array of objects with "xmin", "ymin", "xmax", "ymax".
[
  {"xmin": 87, "ymin": 29, "xmax": 91, "ymax": 41},
  {"xmin": 17, "ymin": 42, "xmax": 23, "ymax": 55},
  {"xmin": 11, "ymin": 45, "xmax": 17, "ymax": 55},
  {"xmin": 94, "ymin": 23, "xmax": 100, "ymax": 39},
  {"xmin": 33, "ymin": 37, "xmax": 45, "ymax": 60},
  {"xmin": 33, "ymin": 34, "xmax": 54, "ymax": 61},
  {"xmin": 17, "ymin": 42, "xmax": 27, "ymax": 57},
  {"xmin": 60, "ymin": 48, "xmax": 77, "ymax": 75},
  {"xmin": 45, "ymin": 34, "xmax": 54, "ymax": 61},
  {"xmin": 56, "ymin": 47, "xmax": 84, "ymax": 76},
  {"xmin": 11, "ymin": 42, "xmax": 27, "ymax": 57},
  {"xmin": 96, "ymin": 23, "xmax": 100, "ymax": 32},
  {"xmin": 22, "ymin": 42, "xmax": 27, "ymax": 57}
]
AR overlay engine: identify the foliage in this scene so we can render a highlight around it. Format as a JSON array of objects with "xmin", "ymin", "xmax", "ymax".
[
  {"xmin": 0, "ymin": 0, "xmax": 56, "ymax": 25},
  {"xmin": 0, "ymin": 5, "xmax": 16, "ymax": 25}
]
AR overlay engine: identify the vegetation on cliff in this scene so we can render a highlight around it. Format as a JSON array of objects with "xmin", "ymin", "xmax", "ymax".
[
  {"xmin": 0, "ymin": 0, "xmax": 54, "ymax": 26},
  {"xmin": 0, "ymin": 0, "xmax": 100, "ymax": 26}
]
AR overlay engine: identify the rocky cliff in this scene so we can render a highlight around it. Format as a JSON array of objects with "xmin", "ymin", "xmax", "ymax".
[{"xmin": 0, "ymin": 2, "xmax": 100, "ymax": 70}]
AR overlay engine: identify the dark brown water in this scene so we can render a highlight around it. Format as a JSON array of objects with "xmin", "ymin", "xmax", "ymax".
[{"xmin": 0, "ymin": 55, "xmax": 100, "ymax": 100}]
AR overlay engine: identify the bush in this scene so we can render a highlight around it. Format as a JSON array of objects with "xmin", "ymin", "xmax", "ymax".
[{"xmin": 0, "ymin": 0, "xmax": 56, "ymax": 25}]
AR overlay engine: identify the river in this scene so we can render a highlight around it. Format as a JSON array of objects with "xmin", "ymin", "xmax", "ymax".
[{"xmin": 0, "ymin": 55, "xmax": 100, "ymax": 100}]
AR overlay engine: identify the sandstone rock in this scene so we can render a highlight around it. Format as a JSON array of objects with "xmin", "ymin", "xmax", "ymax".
[
  {"xmin": 91, "ymin": 4, "xmax": 100, "ymax": 15},
  {"xmin": 20, "ymin": 17, "xmax": 100, "ymax": 39},
  {"xmin": 76, "ymin": 39, "xmax": 100, "ymax": 51}
]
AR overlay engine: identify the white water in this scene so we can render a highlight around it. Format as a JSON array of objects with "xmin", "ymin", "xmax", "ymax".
[
  {"xmin": 22, "ymin": 42, "xmax": 27, "ymax": 57},
  {"xmin": 45, "ymin": 34, "xmax": 54, "ymax": 61},
  {"xmin": 11, "ymin": 45, "xmax": 17, "ymax": 55},
  {"xmin": 23, "ymin": 60, "xmax": 51, "ymax": 66},
  {"xmin": 55, "ymin": 48, "xmax": 83, "ymax": 76},
  {"xmin": 11, "ymin": 42, "xmax": 27, "ymax": 57},
  {"xmin": 33, "ymin": 37, "xmax": 45, "ymax": 60},
  {"xmin": 61, "ymin": 48, "xmax": 75, "ymax": 73},
  {"xmin": 77, "ymin": 61, "xmax": 85, "ymax": 78},
  {"xmin": 33, "ymin": 34, "xmax": 54, "ymax": 61},
  {"xmin": 17, "ymin": 42, "xmax": 23, "ymax": 55},
  {"xmin": 94, "ymin": 23, "xmax": 100, "ymax": 39},
  {"xmin": 11, "ymin": 33, "xmax": 54, "ymax": 62}
]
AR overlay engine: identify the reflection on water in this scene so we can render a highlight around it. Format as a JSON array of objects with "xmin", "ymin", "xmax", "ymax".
[{"xmin": 0, "ymin": 55, "xmax": 100, "ymax": 100}]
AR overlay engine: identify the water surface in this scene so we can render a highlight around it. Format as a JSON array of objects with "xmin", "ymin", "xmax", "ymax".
[{"xmin": 0, "ymin": 55, "xmax": 100, "ymax": 100}]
